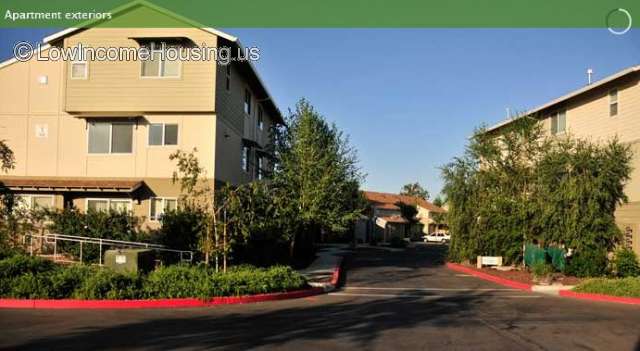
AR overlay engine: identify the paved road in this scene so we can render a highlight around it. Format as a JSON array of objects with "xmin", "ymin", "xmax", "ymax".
[{"xmin": 1, "ymin": 243, "xmax": 640, "ymax": 350}]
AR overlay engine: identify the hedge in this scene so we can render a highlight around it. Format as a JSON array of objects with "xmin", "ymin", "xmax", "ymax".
[
  {"xmin": 573, "ymin": 277, "xmax": 640, "ymax": 298},
  {"xmin": 0, "ymin": 255, "xmax": 307, "ymax": 300}
]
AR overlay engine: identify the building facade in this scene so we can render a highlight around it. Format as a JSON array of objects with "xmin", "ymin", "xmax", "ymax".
[
  {"xmin": 485, "ymin": 65, "xmax": 640, "ymax": 255},
  {"xmin": 356, "ymin": 191, "xmax": 447, "ymax": 243},
  {"xmin": 0, "ymin": 3, "xmax": 283, "ymax": 229}
]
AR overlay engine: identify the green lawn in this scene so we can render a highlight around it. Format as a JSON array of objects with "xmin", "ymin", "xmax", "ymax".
[{"xmin": 573, "ymin": 277, "xmax": 640, "ymax": 298}]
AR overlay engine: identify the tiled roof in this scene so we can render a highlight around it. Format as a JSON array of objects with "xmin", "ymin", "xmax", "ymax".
[
  {"xmin": 363, "ymin": 191, "xmax": 446, "ymax": 213},
  {"xmin": 0, "ymin": 178, "xmax": 144, "ymax": 193}
]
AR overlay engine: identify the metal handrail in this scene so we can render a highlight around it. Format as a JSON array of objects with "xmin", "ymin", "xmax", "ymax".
[{"xmin": 24, "ymin": 233, "xmax": 193, "ymax": 265}]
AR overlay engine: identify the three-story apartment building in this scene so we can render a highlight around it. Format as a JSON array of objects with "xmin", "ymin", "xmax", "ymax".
[
  {"xmin": 0, "ymin": 2, "xmax": 283, "ymax": 228},
  {"xmin": 485, "ymin": 65, "xmax": 640, "ymax": 255}
]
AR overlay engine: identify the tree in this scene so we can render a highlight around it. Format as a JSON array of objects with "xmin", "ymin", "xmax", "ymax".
[
  {"xmin": 273, "ymin": 99, "xmax": 364, "ymax": 258},
  {"xmin": 431, "ymin": 196, "xmax": 447, "ymax": 231},
  {"xmin": 400, "ymin": 182, "xmax": 429, "ymax": 200},
  {"xmin": 0, "ymin": 140, "xmax": 14, "ymax": 173},
  {"xmin": 442, "ymin": 115, "xmax": 632, "ymax": 272}
]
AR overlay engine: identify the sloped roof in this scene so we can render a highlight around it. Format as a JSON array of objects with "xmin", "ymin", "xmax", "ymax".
[
  {"xmin": 363, "ymin": 191, "xmax": 446, "ymax": 213},
  {"xmin": 378, "ymin": 215, "xmax": 410, "ymax": 224},
  {"xmin": 485, "ymin": 64, "xmax": 640, "ymax": 133}
]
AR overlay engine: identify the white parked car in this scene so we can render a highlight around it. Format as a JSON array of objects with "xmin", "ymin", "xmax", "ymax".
[{"xmin": 423, "ymin": 232, "xmax": 451, "ymax": 243}]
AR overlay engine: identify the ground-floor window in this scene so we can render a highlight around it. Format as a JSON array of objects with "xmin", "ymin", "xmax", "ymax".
[
  {"xmin": 149, "ymin": 197, "xmax": 178, "ymax": 221},
  {"xmin": 15, "ymin": 194, "xmax": 54, "ymax": 210},
  {"xmin": 86, "ymin": 198, "xmax": 132, "ymax": 212}
]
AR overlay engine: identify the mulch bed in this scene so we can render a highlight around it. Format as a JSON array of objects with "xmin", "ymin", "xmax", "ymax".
[{"xmin": 462, "ymin": 263, "xmax": 582, "ymax": 286}]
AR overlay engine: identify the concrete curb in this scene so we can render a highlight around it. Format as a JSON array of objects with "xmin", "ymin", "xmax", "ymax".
[
  {"xmin": 559, "ymin": 290, "xmax": 640, "ymax": 305},
  {"xmin": 446, "ymin": 262, "xmax": 532, "ymax": 291}
]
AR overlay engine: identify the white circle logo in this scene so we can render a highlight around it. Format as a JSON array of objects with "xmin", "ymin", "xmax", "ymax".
[{"xmin": 607, "ymin": 8, "xmax": 632, "ymax": 35}]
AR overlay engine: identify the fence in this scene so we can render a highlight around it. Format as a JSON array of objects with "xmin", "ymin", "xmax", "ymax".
[
  {"xmin": 524, "ymin": 243, "xmax": 566, "ymax": 271},
  {"xmin": 23, "ymin": 233, "xmax": 193, "ymax": 265}
]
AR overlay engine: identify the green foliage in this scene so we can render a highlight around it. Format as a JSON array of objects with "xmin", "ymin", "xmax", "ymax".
[
  {"xmin": 389, "ymin": 236, "xmax": 408, "ymax": 248},
  {"xmin": 0, "ymin": 255, "xmax": 307, "ymax": 299},
  {"xmin": 46, "ymin": 208, "xmax": 142, "ymax": 263},
  {"xmin": 612, "ymin": 248, "xmax": 640, "ymax": 278},
  {"xmin": 74, "ymin": 269, "xmax": 142, "ymax": 299},
  {"xmin": 157, "ymin": 207, "xmax": 206, "ymax": 254},
  {"xmin": 531, "ymin": 261, "xmax": 554, "ymax": 278},
  {"xmin": 565, "ymin": 249, "xmax": 609, "ymax": 278},
  {"xmin": 0, "ymin": 139, "xmax": 14, "ymax": 172},
  {"xmin": 442, "ymin": 115, "xmax": 632, "ymax": 272},
  {"xmin": 272, "ymin": 99, "xmax": 364, "ymax": 255},
  {"xmin": 400, "ymin": 182, "xmax": 429, "ymax": 200},
  {"xmin": 144, "ymin": 264, "xmax": 213, "ymax": 298},
  {"xmin": 574, "ymin": 277, "xmax": 640, "ymax": 298}
]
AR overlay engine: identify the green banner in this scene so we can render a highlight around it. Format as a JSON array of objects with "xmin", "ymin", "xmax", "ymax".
[{"xmin": 0, "ymin": 0, "xmax": 637, "ymax": 28}]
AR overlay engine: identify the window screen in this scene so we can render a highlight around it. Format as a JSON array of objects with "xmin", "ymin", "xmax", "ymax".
[
  {"xmin": 111, "ymin": 123, "xmax": 133, "ymax": 153},
  {"xmin": 88, "ymin": 122, "xmax": 110, "ymax": 153},
  {"xmin": 164, "ymin": 124, "xmax": 178, "ymax": 145},
  {"xmin": 149, "ymin": 124, "xmax": 163, "ymax": 145}
]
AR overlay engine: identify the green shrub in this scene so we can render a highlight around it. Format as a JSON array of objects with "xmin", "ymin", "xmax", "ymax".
[
  {"xmin": 74, "ymin": 268, "xmax": 142, "ymax": 299},
  {"xmin": 612, "ymin": 248, "xmax": 640, "ymax": 278},
  {"xmin": 565, "ymin": 249, "xmax": 608, "ymax": 277},
  {"xmin": 531, "ymin": 261, "xmax": 554, "ymax": 278},
  {"xmin": 9, "ymin": 273, "xmax": 53, "ymax": 298},
  {"xmin": 574, "ymin": 277, "xmax": 640, "ymax": 298},
  {"xmin": 48, "ymin": 265, "xmax": 96, "ymax": 299},
  {"xmin": 389, "ymin": 236, "xmax": 407, "ymax": 248},
  {"xmin": 144, "ymin": 264, "xmax": 213, "ymax": 298},
  {"xmin": 0, "ymin": 255, "xmax": 55, "ymax": 280}
]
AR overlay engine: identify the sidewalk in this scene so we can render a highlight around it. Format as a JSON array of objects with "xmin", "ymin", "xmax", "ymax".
[{"xmin": 298, "ymin": 244, "xmax": 352, "ymax": 291}]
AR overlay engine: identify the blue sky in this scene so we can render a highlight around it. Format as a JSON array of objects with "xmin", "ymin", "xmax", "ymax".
[{"xmin": 1, "ymin": 28, "xmax": 638, "ymax": 197}]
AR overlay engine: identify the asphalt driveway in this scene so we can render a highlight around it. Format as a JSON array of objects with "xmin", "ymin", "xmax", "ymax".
[{"xmin": 1, "ymin": 243, "xmax": 639, "ymax": 350}]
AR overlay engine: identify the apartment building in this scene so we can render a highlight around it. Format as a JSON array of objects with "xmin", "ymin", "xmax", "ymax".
[
  {"xmin": 0, "ymin": 2, "xmax": 283, "ymax": 228},
  {"xmin": 355, "ymin": 191, "xmax": 447, "ymax": 242},
  {"xmin": 485, "ymin": 65, "xmax": 640, "ymax": 254}
]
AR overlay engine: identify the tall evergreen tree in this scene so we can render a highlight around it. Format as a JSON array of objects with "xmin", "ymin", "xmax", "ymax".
[{"xmin": 400, "ymin": 182, "xmax": 430, "ymax": 200}]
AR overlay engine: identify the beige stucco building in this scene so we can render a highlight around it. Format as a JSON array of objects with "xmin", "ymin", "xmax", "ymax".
[
  {"xmin": 485, "ymin": 65, "xmax": 640, "ymax": 255},
  {"xmin": 356, "ymin": 191, "xmax": 447, "ymax": 243},
  {"xmin": 0, "ymin": 2, "xmax": 283, "ymax": 228}
]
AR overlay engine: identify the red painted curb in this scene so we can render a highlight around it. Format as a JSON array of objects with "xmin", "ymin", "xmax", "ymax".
[
  {"xmin": 559, "ymin": 290, "xmax": 640, "ymax": 305},
  {"xmin": 446, "ymin": 262, "xmax": 532, "ymax": 291},
  {"xmin": 0, "ymin": 288, "xmax": 325, "ymax": 310},
  {"xmin": 0, "ymin": 256, "xmax": 344, "ymax": 310}
]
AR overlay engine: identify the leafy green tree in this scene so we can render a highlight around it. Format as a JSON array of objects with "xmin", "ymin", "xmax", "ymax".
[
  {"xmin": 273, "ymin": 99, "xmax": 364, "ymax": 258},
  {"xmin": 430, "ymin": 196, "xmax": 447, "ymax": 231},
  {"xmin": 0, "ymin": 140, "xmax": 14, "ymax": 173},
  {"xmin": 400, "ymin": 182, "xmax": 429, "ymax": 200},
  {"xmin": 442, "ymin": 115, "xmax": 631, "ymax": 271}
]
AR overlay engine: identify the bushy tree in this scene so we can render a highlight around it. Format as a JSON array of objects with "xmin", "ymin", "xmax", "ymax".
[
  {"xmin": 400, "ymin": 182, "xmax": 429, "ymax": 200},
  {"xmin": 273, "ymin": 99, "xmax": 364, "ymax": 257},
  {"xmin": 442, "ymin": 116, "xmax": 632, "ymax": 272},
  {"xmin": 0, "ymin": 140, "xmax": 14, "ymax": 173}
]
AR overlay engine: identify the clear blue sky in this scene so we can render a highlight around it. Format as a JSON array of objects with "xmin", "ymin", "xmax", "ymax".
[{"xmin": 1, "ymin": 28, "xmax": 639, "ymax": 197}]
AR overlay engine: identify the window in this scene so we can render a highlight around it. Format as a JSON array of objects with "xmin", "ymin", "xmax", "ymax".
[
  {"xmin": 244, "ymin": 89, "xmax": 252, "ymax": 115},
  {"xmin": 86, "ymin": 198, "xmax": 132, "ymax": 212},
  {"xmin": 149, "ymin": 197, "xmax": 178, "ymax": 221},
  {"xmin": 225, "ymin": 64, "xmax": 231, "ymax": 91},
  {"xmin": 609, "ymin": 89, "xmax": 618, "ymax": 117},
  {"xmin": 257, "ymin": 105, "xmax": 264, "ymax": 131},
  {"xmin": 70, "ymin": 60, "xmax": 87, "ymax": 79},
  {"xmin": 242, "ymin": 146, "xmax": 249, "ymax": 172},
  {"xmin": 550, "ymin": 110, "xmax": 566, "ymax": 135},
  {"xmin": 141, "ymin": 42, "xmax": 181, "ymax": 78},
  {"xmin": 88, "ymin": 122, "xmax": 133, "ymax": 154},
  {"xmin": 15, "ymin": 195, "xmax": 54, "ymax": 210},
  {"xmin": 148, "ymin": 123, "xmax": 178, "ymax": 146},
  {"xmin": 257, "ymin": 156, "xmax": 263, "ymax": 180}
]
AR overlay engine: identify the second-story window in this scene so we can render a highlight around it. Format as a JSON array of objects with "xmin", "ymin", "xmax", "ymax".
[
  {"xmin": 257, "ymin": 105, "xmax": 264, "ymax": 130},
  {"xmin": 609, "ymin": 89, "xmax": 618, "ymax": 117},
  {"xmin": 141, "ymin": 42, "xmax": 180, "ymax": 78},
  {"xmin": 550, "ymin": 110, "xmax": 566, "ymax": 135},
  {"xmin": 88, "ymin": 121, "xmax": 133, "ymax": 154},
  {"xmin": 241, "ymin": 146, "xmax": 249, "ymax": 172},
  {"xmin": 244, "ymin": 89, "xmax": 252, "ymax": 115},
  {"xmin": 70, "ymin": 59, "xmax": 88, "ymax": 79},
  {"xmin": 148, "ymin": 123, "xmax": 178, "ymax": 146}
]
